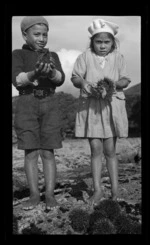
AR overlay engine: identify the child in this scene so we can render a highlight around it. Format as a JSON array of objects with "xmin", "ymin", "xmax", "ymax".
[
  {"xmin": 71, "ymin": 19, "xmax": 131, "ymax": 206},
  {"xmin": 12, "ymin": 16, "xmax": 65, "ymax": 210}
]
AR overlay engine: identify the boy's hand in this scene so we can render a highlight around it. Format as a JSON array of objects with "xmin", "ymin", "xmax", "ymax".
[
  {"xmin": 48, "ymin": 60, "xmax": 56, "ymax": 77},
  {"xmin": 49, "ymin": 57, "xmax": 56, "ymax": 67},
  {"xmin": 35, "ymin": 61, "xmax": 55, "ymax": 77}
]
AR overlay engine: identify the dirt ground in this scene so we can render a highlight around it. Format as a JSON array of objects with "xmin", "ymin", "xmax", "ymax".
[{"xmin": 13, "ymin": 137, "xmax": 141, "ymax": 234}]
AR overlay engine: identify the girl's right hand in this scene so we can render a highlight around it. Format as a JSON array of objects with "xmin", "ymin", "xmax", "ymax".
[{"xmin": 81, "ymin": 80, "xmax": 92, "ymax": 95}]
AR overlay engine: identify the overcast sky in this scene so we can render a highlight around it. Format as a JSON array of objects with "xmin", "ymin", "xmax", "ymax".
[{"xmin": 12, "ymin": 15, "xmax": 141, "ymax": 97}]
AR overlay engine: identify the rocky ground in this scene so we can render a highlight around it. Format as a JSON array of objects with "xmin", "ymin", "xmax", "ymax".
[{"xmin": 13, "ymin": 137, "xmax": 141, "ymax": 235}]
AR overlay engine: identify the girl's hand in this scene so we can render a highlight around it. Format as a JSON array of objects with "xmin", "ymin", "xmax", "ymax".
[
  {"xmin": 81, "ymin": 80, "xmax": 92, "ymax": 95},
  {"xmin": 115, "ymin": 78, "xmax": 130, "ymax": 89}
]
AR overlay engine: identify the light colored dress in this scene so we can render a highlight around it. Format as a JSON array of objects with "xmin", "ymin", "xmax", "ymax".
[{"xmin": 71, "ymin": 48, "xmax": 131, "ymax": 138}]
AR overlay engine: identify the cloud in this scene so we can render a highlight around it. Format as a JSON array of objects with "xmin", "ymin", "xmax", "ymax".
[
  {"xmin": 12, "ymin": 85, "xmax": 19, "ymax": 97},
  {"xmin": 56, "ymin": 49, "xmax": 82, "ymax": 96}
]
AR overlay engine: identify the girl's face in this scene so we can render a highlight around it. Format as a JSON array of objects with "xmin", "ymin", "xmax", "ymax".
[
  {"xmin": 23, "ymin": 24, "xmax": 48, "ymax": 51},
  {"xmin": 93, "ymin": 32, "xmax": 113, "ymax": 56}
]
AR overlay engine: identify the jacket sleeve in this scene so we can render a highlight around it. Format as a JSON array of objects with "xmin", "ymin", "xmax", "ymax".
[
  {"xmin": 71, "ymin": 53, "xmax": 87, "ymax": 81},
  {"xmin": 50, "ymin": 52, "xmax": 65, "ymax": 87},
  {"xmin": 12, "ymin": 50, "xmax": 24, "ymax": 87}
]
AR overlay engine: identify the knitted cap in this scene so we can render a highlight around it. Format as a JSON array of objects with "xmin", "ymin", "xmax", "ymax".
[
  {"xmin": 88, "ymin": 19, "xmax": 119, "ymax": 36},
  {"xmin": 21, "ymin": 16, "xmax": 49, "ymax": 32}
]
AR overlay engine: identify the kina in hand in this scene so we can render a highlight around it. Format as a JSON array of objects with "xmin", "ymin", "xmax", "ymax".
[{"xmin": 90, "ymin": 78, "xmax": 115, "ymax": 100}]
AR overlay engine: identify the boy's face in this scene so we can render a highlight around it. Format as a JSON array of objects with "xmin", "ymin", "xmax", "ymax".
[
  {"xmin": 93, "ymin": 32, "xmax": 113, "ymax": 56},
  {"xmin": 23, "ymin": 24, "xmax": 48, "ymax": 51}
]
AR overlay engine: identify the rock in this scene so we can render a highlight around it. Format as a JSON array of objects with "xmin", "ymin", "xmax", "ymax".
[
  {"xmin": 134, "ymin": 147, "xmax": 141, "ymax": 163},
  {"xmin": 13, "ymin": 171, "xmax": 27, "ymax": 193},
  {"xmin": 116, "ymin": 138, "xmax": 140, "ymax": 163}
]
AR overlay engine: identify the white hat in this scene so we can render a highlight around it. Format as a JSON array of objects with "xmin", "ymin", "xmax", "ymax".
[{"xmin": 88, "ymin": 19, "xmax": 119, "ymax": 36}]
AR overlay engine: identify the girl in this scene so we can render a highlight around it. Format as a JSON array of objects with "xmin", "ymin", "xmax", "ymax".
[
  {"xmin": 12, "ymin": 16, "xmax": 65, "ymax": 210},
  {"xmin": 71, "ymin": 19, "xmax": 131, "ymax": 206}
]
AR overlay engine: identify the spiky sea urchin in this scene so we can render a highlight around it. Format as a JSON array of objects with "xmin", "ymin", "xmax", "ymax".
[
  {"xmin": 113, "ymin": 213, "xmax": 133, "ymax": 234},
  {"xmin": 37, "ymin": 50, "xmax": 55, "ymax": 67},
  {"xmin": 94, "ymin": 199, "xmax": 121, "ymax": 222},
  {"xmin": 90, "ymin": 78, "xmax": 115, "ymax": 100},
  {"xmin": 92, "ymin": 218, "xmax": 116, "ymax": 234},
  {"xmin": 89, "ymin": 209, "xmax": 106, "ymax": 227},
  {"xmin": 88, "ymin": 209, "xmax": 107, "ymax": 234},
  {"xmin": 69, "ymin": 208, "xmax": 90, "ymax": 233}
]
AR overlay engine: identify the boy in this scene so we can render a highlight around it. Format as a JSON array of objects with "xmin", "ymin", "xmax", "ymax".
[{"xmin": 12, "ymin": 16, "xmax": 65, "ymax": 210}]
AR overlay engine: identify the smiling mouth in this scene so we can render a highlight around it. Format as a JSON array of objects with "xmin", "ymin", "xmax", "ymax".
[{"xmin": 38, "ymin": 44, "xmax": 45, "ymax": 47}]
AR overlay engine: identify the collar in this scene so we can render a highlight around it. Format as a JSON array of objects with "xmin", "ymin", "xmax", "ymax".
[
  {"xmin": 96, "ymin": 53, "xmax": 109, "ymax": 61},
  {"xmin": 22, "ymin": 44, "xmax": 49, "ymax": 54}
]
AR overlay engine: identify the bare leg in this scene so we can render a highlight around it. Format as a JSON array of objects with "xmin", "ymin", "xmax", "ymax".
[
  {"xmin": 88, "ymin": 138, "xmax": 104, "ymax": 205},
  {"xmin": 40, "ymin": 149, "xmax": 58, "ymax": 210},
  {"xmin": 23, "ymin": 149, "xmax": 40, "ymax": 210},
  {"xmin": 103, "ymin": 137, "xmax": 118, "ymax": 200}
]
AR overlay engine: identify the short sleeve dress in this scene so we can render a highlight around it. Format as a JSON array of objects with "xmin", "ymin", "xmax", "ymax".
[{"xmin": 71, "ymin": 48, "xmax": 131, "ymax": 138}]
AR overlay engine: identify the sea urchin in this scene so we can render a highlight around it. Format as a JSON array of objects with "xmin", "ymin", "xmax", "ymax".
[
  {"xmin": 92, "ymin": 218, "xmax": 116, "ymax": 234},
  {"xmin": 94, "ymin": 199, "xmax": 121, "ymax": 222},
  {"xmin": 69, "ymin": 208, "xmax": 90, "ymax": 233}
]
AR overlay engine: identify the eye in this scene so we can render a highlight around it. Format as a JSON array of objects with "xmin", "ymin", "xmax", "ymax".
[
  {"xmin": 95, "ymin": 41, "xmax": 102, "ymax": 44},
  {"xmin": 34, "ymin": 33, "xmax": 40, "ymax": 36}
]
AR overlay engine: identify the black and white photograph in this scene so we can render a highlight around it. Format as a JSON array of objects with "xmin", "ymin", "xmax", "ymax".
[{"xmin": 10, "ymin": 14, "xmax": 144, "ymax": 237}]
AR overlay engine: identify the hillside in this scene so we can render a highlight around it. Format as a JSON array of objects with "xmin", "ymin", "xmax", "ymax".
[
  {"xmin": 124, "ymin": 83, "xmax": 141, "ymax": 96},
  {"xmin": 124, "ymin": 83, "xmax": 141, "ymax": 137}
]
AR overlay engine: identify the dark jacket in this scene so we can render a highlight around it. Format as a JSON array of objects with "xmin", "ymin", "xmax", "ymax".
[{"xmin": 12, "ymin": 44, "xmax": 65, "ymax": 92}]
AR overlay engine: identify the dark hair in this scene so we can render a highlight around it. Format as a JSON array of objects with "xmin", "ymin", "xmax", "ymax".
[{"xmin": 89, "ymin": 32, "xmax": 119, "ymax": 54}]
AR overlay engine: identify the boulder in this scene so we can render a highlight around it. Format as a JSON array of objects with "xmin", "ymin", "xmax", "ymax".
[{"xmin": 116, "ymin": 138, "xmax": 141, "ymax": 163}]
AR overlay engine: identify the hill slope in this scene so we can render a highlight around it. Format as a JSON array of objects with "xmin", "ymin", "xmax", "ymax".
[
  {"xmin": 124, "ymin": 83, "xmax": 141, "ymax": 137},
  {"xmin": 124, "ymin": 83, "xmax": 141, "ymax": 96}
]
